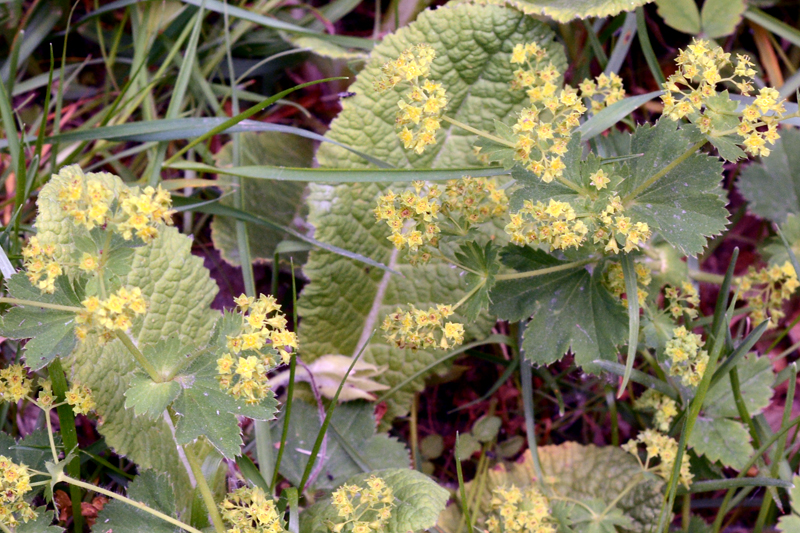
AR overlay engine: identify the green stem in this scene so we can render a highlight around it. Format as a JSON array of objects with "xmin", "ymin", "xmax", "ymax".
[
  {"xmin": 0, "ymin": 521, "xmax": 12, "ymax": 533},
  {"xmin": 184, "ymin": 445, "xmax": 226, "ymax": 533},
  {"xmin": 58, "ymin": 473, "xmax": 205, "ymax": 533},
  {"xmin": 602, "ymin": 473, "xmax": 644, "ymax": 517},
  {"xmin": 452, "ymin": 279, "xmax": 486, "ymax": 311},
  {"xmin": 0, "ymin": 297, "xmax": 81, "ymax": 312},
  {"xmin": 43, "ymin": 408, "xmax": 59, "ymax": 462},
  {"xmin": 687, "ymin": 269, "xmax": 726, "ymax": 285},
  {"xmin": 115, "ymin": 330, "xmax": 161, "ymax": 382},
  {"xmin": 624, "ymin": 140, "xmax": 706, "ymax": 203},
  {"xmin": 495, "ymin": 258, "xmax": 593, "ymax": 281},
  {"xmin": 441, "ymin": 115, "xmax": 514, "ymax": 148}
]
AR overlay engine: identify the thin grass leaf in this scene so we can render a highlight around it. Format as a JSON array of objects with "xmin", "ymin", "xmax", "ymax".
[
  {"xmin": 618, "ymin": 253, "xmax": 640, "ymax": 396},
  {"xmin": 636, "ymin": 7, "xmax": 666, "ymax": 86},
  {"xmin": 604, "ymin": 12, "xmax": 637, "ymax": 75},
  {"xmin": 578, "ymin": 90, "xmax": 662, "ymax": 141},
  {"xmin": 744, "ymin": 7, "xmax": 800, "ymax": 50},
  {"xmin": 678, "ymin": 477, "xmax": 794, "ymax": 494},
  {"xmin": 169, "ymin": 161, "xmax": 509, "ymax": 183},
  {"xmin": 0, "ymin": 244, "xmax": 15, "ymax": 278},
  {"xmin": 455, "ymin": 433, "xmax": 473, "ymax": 533},
  {"xmin": 235, "ymin": 454, "xmax": 270, "ymax": 493},
  {"xmin": 710, "ymin": 320, "xmax": 769, "ymax": 388},
  {"xmin": 0, "ymin": 7, "xmax": 61, "ymax": 84},
  {"xmin": 519, "ymin": 353, "xmax": 548, "ymax": 496},
  {"xmin": 298, "ymin": 332, "xmax": 375, "ymax": 493},
  {"xmin": 286, "ymin": 488, "xmax": 299, "ymax": 533}
]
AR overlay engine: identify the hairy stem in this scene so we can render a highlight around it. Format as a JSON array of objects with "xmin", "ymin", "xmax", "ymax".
[
  {"xmin": 115, "ymin": 330, "xmax": 160, "ymax": 382},
  {"xmin": 184, "ymin": 445, "xmax": 226, "ymax": 533},
  {"xmin": 43, "ymin": 408, "xmax": 59, "ymax": 462},
  {"xmin": 495, "ymin": 258, "xmax": 593, "ymax": 281},
  {"xmin": 58, "ymin": 473, "xmax": 205, "ymax": 533},
  {"xmin": 0, "ymin": 297, "xmax": 81, "ymax": 312}
]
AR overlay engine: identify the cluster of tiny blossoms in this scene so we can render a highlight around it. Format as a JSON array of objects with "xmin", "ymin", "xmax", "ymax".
[
  {"xmin": 216, "ymin": 294, "xmax": 297, "ymax": 405},
  {"xmin": 56, "ymin": 166, "xmax": 172, "ymax": 242},
  {"xmin": 506, "ymin": 191, "xmax": 651, "ymax": 254},
  {"xmin": 661, "ymin": 39, "xmax": 786, "ymax": 157},
  {"xmin": 665, "ymin": 327, "xmax": 709, "ymax": 387},
  {"xmin": 219, "ymin": 486, "xmax": 285, "ymax": 533},
  {"xmin": 603, "ymin": 262, "xmax": 652, "ymax": 307},
  {"xmin": 738, "ymin": 261, "xmax": 799, "ymax": 329},
  {"xmin": 374, "ymin": 44, "xmax": 447, "ymax": 154},
  {"xmin": 21, "ymin": 236, "xmax": 61, "ymax": 293},
  {"xmin": 381, "ymin": 304, "xmax": 464, "ymax": 351},
  {"xmin": 76, "ymin": 287, "xmax": 147, "ymax": 341},
  {"xmin": 0, "ymin": 455, "xmax": 37, "ymax": 527},
  {"xmin": 623, "ymin": 429, "xmax": 693, "ymax": 488},
  {"xmin": 327, "ymin": 476, "xmax": 394, "ymax": 533},
  {"xmin": 633, "ymin": 390, "xmax": 678, "ymax": 432},
  {"xmin": 65, "ymin": 383, "xmax": 96, "ymax": 415},
  {"xmin": 578, "ymin": 73, "xmax": 625, "ymax": 114},
  {"xmin": 485, "ymin": 485, "xmax": 555, "ymax": 533},
  {"xmin": 0, "ymin": 364, "xmax": 32, "ymax": 403},
  {"xmin": 374, "ymin": 178, "xmax": 507, "ymax": 264},
  {"xmin": 665, "ymin": 282, "xmax": 700, "ymax": 319}
]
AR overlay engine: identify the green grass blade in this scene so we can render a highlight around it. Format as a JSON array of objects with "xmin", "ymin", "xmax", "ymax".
[
  {"xmin": 745, "ymin": 7, "xmax": 800, "ymax": 49},
  {"xmin": 636, "ymin": 7, "xmax": 666, "ymax": 86},
  {"xmin": 169, "ymin": 161, "xmax": 509, "ymax": 182},
  {"xmin": 455, "ymin": 433, "xmax": 473, "ymax": 533},
  {"xmin": 709, "ymin": 320, "xmax": 769, "ymax": 388},
  {"xmin": 604, "ymin": 11, "xmax": 637, "ymax": 75},
  {"xmin": 618, "ymin": 253, "xmax": 641, "ymax": 396},
  {"xmin": 578, "ymin": 90, "xmax": 662, "ymax": 141},
  {"xmin": 0, "ymin": 7, "xmax": 61, "ymax": 85},
  {"xmin": 235, "ymin": 454, "xmax": 270, "ymax": 492},
  {"xmin": 679, "ymin": 477, "xmax": 794, "ymax": 494},
  {"xmin": 592, "ymin": 360, "xmax": 679, "ymax": 400},
  {"xmin": 164, "ymin": 77, "xmax": 346, "ymax": 165},
  {"xmin": 170, "ymin": 194, "xmax": 401, "ymax": 275}
]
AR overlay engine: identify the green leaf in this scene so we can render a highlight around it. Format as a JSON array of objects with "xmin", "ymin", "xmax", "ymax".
[
  {"xmin": 125, "ymin": 375, "xmax": 182, "ymax": 420},
  {"xmin": 0, "ymin": 274, "xmax": 80, "ymax": 369},
  {"xmin": 700, "ymin": 0, "xmax": 746, "ymax": 38},
  {"xmin": 566, "ymin": 499, "xmax": 633, "ymax": 533},
  {"xmin": 300, "ymin": 468, "xmax": 448, "ymax": 533},
  {"xmin": 272, "ymin": 400, "xmax": 410, "ymax": 491},
  {"xmin": 453, "ymin": 241, "xmax": 499, "ymax": 321},
  {"xmin": 778, "ymin": 516, "xmax": 800, "ymax": 532},
  {"xmin": 763, "ymin": 214, "xmax": 800, "ymax": 266},
  {"xmin": 95, "ymin": 470, "xmax": 181, "ymax": 533},
  {"xmin": 654, "ymin": 0, "xmax": 700, "ymax": 34},
  {"xmin": 15, "ymin": 508, "xmax": 63, "ymax": 533},
  {"xmin": 210, "ymin": 132, "xmax": 312, "ymax": 265},
  {"xmin": 289, "ymin": 35, "xmax": 368, "ymax": 60},
  {"xmin": 489, "ymin": 247, "xmax": 628, "ymax": 369},
  {"xmin": 688, "ymin": 417, "xmax": 753, "ymax": 470},
  {"xmin": 779, "ymin": 474, "xmax": 800, "ymax": 531},
  {"xmin": 172, "ymin": 346, "xmax": 278, "ymax": 460},
  {"xmin": 621, "ymin": 120, "xmax": 728, "ymax": 256},
  {"xmin": 703, "ymin": 353, "xmax": 774, "ymax": 418},
  {"xmin": 738, "ymin": 127, "xmax": 800, "ymax": 224},
  {"xmin": 302, "ymin": 3, "xmax": 564, "ymax": 422},
  {"xmin": 472, "ymin": 415, "xmax": 502, "ymax": 443},
  {"xmin": 468, "ymin": 0, "xmax": 652, "ymax": 23}
]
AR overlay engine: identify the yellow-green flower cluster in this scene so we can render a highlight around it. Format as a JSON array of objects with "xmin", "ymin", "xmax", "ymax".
[
  {"xmin": 485, "ymin": 485, "xmax": 555, "ymax": 533},
  {"xmin": 509, "ymin": 43, "xmax": 586, "ymax": 183},
  {"xmin": 375, "ymin": 44, "xmax": 447, "ymax": 154},
  {"xmin": 596, "ymin": 195, "xmax": 652, "ymax": 254},
  {"xmin": 37, "ymin": 379, "xmax": 55, "ymax": 408},
  {"xmin": 21, "ymin": 235, "xmax": 62, "ymax": 293},
  {"xmin": 65, "ymin": 383, "xmax": 96, "ymax": 415},
  {"xmin": 665, "ymin": 282, "xmax": 700, "ymax": 319},
  {"xmin": 216, "ymin": 294, "xmax": 297, "ymax": 405},
  {"xmin": 55, "ymin": 165, "xmax": 173, "ymax": 242},
  {"xmin": 604, "ymin": 262, "xmax": 652, "ymax": 307},
  {"xmin": 76, "ymin": 287, "xmax": 147, "ymax": 341},
  {"xmin": 623, "ymin": 429, "xmax": 692, "ymax": 487},
  {"xmin": 219, "ymin": 486, "xmax": 285, "ymax": 533},
  {"xmin": 0, "ymin": 364, "xmax": 32, "ymax": 403},
  {"xmin": 327, "ymin": 476, "xmax": 394, "ymax": 533},
  {"xmin": 505, "ymin": 199, "xmax": 587, "ymax": 250},
  {"xmin": 738, "ymin": 261, "xmax": 799, "ymax": 329},
  {"xmin": 0, "ymin": 455, "xmax": 37, "ymax": 527},
  {"xmin": 661, "ymin": 39, "xmax": 786, "ymax": 157},
  {"xmin": 381, "ymin": 303, "xmax": 464, "ymax": 351},
  {"xmin": 374, "ymin": 178, "xmax": 507, "ymax": 264},
  {"xmin": 665, "ymin": 326, "xmax": 708, "ymax": 387},
  {"xmin": 578, "ymin": 73, "xmax": 626, "ymax": 114},
  {"xmin": 633, "ymin": 390, "xmax": 678, "ymax": 432}
]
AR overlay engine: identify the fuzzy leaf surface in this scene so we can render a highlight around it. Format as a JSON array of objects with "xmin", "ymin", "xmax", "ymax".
[
  {"xmin": 210, "ymin": 132, "xmax": 312, "ymax": 265},
  {"xmin": 688, "ymin": 417, "xmax": 753, "ymax": 470},
  {"xmin": 738, "ymin": 127, "xmax": 800, "ymax": 224},
  {"xmin": 621, "ymin": 120, "xmax": 728, "ymax": 256},
  {"xmin": 95, "ymin": 470, "xmax": 180, "ymax": 533},
  {"xmin": 700, "ymin": 0, "xmax": 746, "ymax": 38},
  {"xmin": 302, "ymin": 3, "xmax": 565, "ymax": 421},
  {"xmin": 467, "ymin": 0, "xmax": 651, "ymax": 22},
  {"xmin": 273, "ymin": 400, "xmax": 409, "ymax": 491},
  {"xmin": 301, "ymin": 468, "xmax": 448, "ymax": 533},
  {"xmin": 0, "ymin": 274, "xmax": 81, "ymax": 369},
  {"xmin": 654, "ymin": 0, "xmax": 700, "ymax": 34},
  {"xmin": 489, "ymin": 247, "xmax": 627, "ymax": 368}
]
